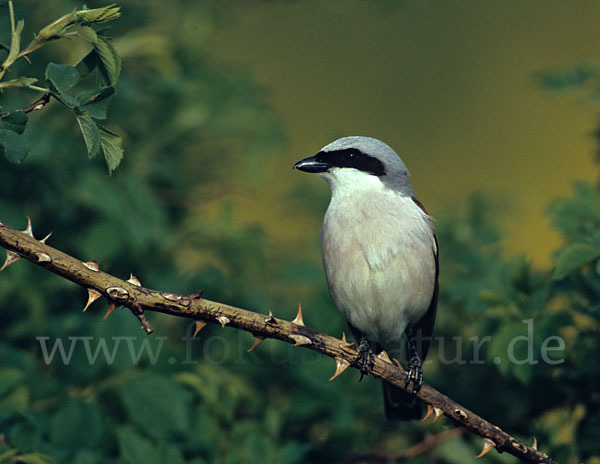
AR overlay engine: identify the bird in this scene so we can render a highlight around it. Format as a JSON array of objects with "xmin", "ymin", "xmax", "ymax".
[{"xmin": 293, "ymin": 136, "xmax": 438, "ymax": 420}]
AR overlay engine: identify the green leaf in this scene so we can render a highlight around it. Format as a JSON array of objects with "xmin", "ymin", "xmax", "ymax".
[
  {"xmin": 73, "ymin": 35, "xmax": 122, "ymax": 87},
  {"xmin": 0, "ymin": 449, "xmax": 20, "ymax": 463},
  {"xmin": 76, "ymin": 113, "xmax": 101, "ymax": 158},
  {"xmin": 0, "ymin": 76, "xmax": 38, "ymax": 90},
  {"xmin": 118, "ymin": 374, "xmax": 192, "ymax": 439},
  {"xmin": 95, "ymin": 37, "xmax": 121, "ymax": 87},
  {"xmin": 279, "ymin": 442, "xmax": 310, "ymax": 464},
  {"xmin": 438, "ymin": 436, "xmax": 481, "ymax": 464},
  {"xmin": 77, "ymin": 87, "xmax": 114, "ymax": 119},
  {"xmin": 547, "ymin": 182, "xmax": 600, "ymax": 241},
  {"xmin": 158, "ymin": 444, "xmax": 185, "ymax": 464},
  {"xmin": 74, "ymin": 25, "xmax": 98, "ymax": 44},
  {"xmin": 0, "ymin": 128, "xmax": 31, "ymax": 163},
  {"xmin": 98, "ymin": 124, "xmax": 123, "ymax": 172},
  {"xmin": 0, "ymin": 112, "xmax": 28, "ymax": 135},
  {"xmin": 5, "ymin": 20, "xmax": 24, "ymax": 66},
  {"xmin": 49, "ymin": 401, "xmax": 103, "ymax": 450},
  {"xmin": 117, "ymin": 426, "xmax": 160, "ymax": 464},
  {"xmin": 81, "ymin": 98, "xmax": 113, "ymax": 120},
  {"xmin": 77, "ymin": 87, "xmax": 114, "ymax": 106},
  {"xmin": 76, "ymin": 5, "xmax": 121, "ymax": 25},
  {"xmin": 75, "ymin": 48, "xmax": 100, "ymax": 79},
  {"xmin": 553, "ymin": 243, "xmax": 600, "ymax": 280},
  {"xmin": 45, "ymin": 63, "xmax": 80, "ymax": 94},
  {"xmin": 0, "ymin": 385, "xmax": 29, "ymax": 414},
  {"xmin": 0, "ymin": 368, "xmax": 24, "ymax": 396},
  {"xmin": 32, "ymin": 5, "xmax": 120, "ymax": 48}
]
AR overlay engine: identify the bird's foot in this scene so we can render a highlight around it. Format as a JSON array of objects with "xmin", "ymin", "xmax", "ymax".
[
  {"xmin": 353, "ymin": 335, "xmax": 376, "ymax": 381},
  {"xmin": 405, "ymin": 351, "xmax": 423, "ymax": 395}
]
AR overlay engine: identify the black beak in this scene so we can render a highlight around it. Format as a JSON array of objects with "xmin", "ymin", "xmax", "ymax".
[{"xmin": 293, "ymin": 155, "xmax": 330, "ymax": 173}]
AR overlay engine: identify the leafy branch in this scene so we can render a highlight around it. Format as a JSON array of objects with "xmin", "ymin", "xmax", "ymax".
[
  {"xmin": 0, "ymin": 219, "xmax": 558, "ymax": 464},
  {"xmin": 0, "ymin": 2, "xmax": 123, "ymax": 171}
]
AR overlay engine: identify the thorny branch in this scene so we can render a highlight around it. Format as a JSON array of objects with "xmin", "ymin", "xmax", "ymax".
[
  {"xmin": 0, "ymin": 92, "xmax": 51, "ymax": 119},
  {"xmin": 0, "ymin": 219, "xmax": 557, "ymax": 464}
]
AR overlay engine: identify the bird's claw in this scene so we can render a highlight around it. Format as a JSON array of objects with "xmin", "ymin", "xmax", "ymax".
[
  {"xmin": 354, "ymin": 336, "xmax": 375, "ymax": 381},
  {"xmin": 405, "ymin": 352, "xmax": 423, "ymax": 394}
]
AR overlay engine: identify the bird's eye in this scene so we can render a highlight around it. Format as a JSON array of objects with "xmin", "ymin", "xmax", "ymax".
[{"xmin": 344, "ymin": 152, "xmax": 356, "ymax": 162}]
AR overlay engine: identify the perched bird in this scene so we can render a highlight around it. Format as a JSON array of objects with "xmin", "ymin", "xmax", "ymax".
[{"xmin": 293, "ymin": 136, "xmax": 438, "ymax": 420}]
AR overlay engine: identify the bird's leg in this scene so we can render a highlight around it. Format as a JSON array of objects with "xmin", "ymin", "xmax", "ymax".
[
  {"xmin": 354, "ymin": 334, "xmax": 376, "ymax": 381},
  {"xmin": 348, "ymin": 325, "xmax": 378, "ymax": 381},
  {"xmin": 405, "ymin": 327, "xmax": 424, "ymax": 395}
]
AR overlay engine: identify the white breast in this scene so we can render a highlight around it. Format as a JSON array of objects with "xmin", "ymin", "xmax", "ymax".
[{"xmin": 320, "ymin": 172, "xmax": 436, "ymax": 346}]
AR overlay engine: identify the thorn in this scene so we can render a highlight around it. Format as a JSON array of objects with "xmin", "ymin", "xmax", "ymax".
[
  {"xmin": 217, "ymin": 316, "xmax": 230, "ymax": 327},
  {"xmin": 264, "ymin": 310, "xmax": 279, "ymax": 326},
  {"xmin": 376, "ymin": 350, "xmax": 392, "ymax": 364},
  {"xmin": 292, "ymin": 303, "xmax": 305, "ymax": 326},
  {"xmin": 329, "ymin": 357, "xmax": 350, "ymax": 381},
  {"xmin": 432, "ymin": 407, "xmax": 444, "ymax": 422},
  {"xmin": 511, "ymin": 441, "xmax": 528, "ymax": 453},
  {"xmin": 22, "ymin": 217, "xmax": 34, "ymax": 238},
  {"xmin": 341, "ymin": 332, "xmax": 348, "ymax": 343},
  {"xmin": 83, "ymin": 288, "xmax": 102, "ymax": 312},
  {"xmin": 392, "ymin": 358, "xmax": 404, "ymax": 369},
  {"xmin": 289, "ymin": 334, "xmax": 312, "ymax": 346},
  {"xmin": 193, "ymin": 321, "xmax": 206, "ymax": 337},
  {"xmin": 454, "ymin": 408, "xmax": 468, "ymax": 421},
  {"xmin": 35, "ymin": 252, "xmax": 51, "ymax": 263},
  {"xmin": 422, "ymin": 404, "xmax": 434, "ymax": 422},
  {"xmin": 83, "ymin": 260, "xmax": 100, "ymax": 272},
  {"xmin": 0, "ymin": 250, "xmax": 21, "ymax": 271},
  {"xmin": 127, "ymin": 274, "xmax": 141, "ymax": 286},
  {"xmin": 40, "ymin": 232, "xmax": 52, "ymax": 244},
  {"xmin": 532, "ymin": 437, "xmax": 537, "ymax": 451},
  {"xmin": 102, "ymin": 303, "xmax": 117, "ymax": 321},
  {"xmin": 161, "ymin": 292, "xmax": 181, "ymax": 302},
  {"xmin": 247, "ymin": 335, "xmax": 264, "ymax": 352},
  {"xmin": 475, "ymin": 438, "xmax": 496, "ymax": 458},
  {"xmin": 106, "ymin": 286, "xmax": 130, "ymax": 303},
  {"xmin": 340, "ymin": 341, "xmax": 358, "ymax": 353},
  {"xmin": 188, "ymin": 290, "xmax": 203, "ymax": 300}
]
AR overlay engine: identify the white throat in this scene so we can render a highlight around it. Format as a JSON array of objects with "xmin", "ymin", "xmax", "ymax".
[{"xmin": 318, "ymin": 167, "xmax": 392, "ymax": 199}]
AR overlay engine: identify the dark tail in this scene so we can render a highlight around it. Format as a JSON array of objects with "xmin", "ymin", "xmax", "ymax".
[{"xmin": 382, "ymin": 380, "xmax": 422, "ymax": 420}]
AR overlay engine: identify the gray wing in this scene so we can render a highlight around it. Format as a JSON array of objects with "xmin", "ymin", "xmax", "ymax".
[{"xmin": 409, "ymin": 197, "xmax": 439, "ymax": 361}]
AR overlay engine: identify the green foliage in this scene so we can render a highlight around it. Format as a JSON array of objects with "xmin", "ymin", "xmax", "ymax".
[
  {"xmin": 535, "ymin": 65, "xmax": 597, "ymax": 91},
  {"xmin": 553, "ymin": 243, "xmax": 600, "ymax": 280},
  {"xmin": 536, "ymin": 63, "xmax": 600, "ymax": 166},
  {"xmin": 0, "ymin": 126, "xmax": 29, "ymax": 162},
  {"xmin": 431, "ymin": 186, "xmax": 600, "ymax": 463},
  {"xmin": 119, "ymin": 373, "xmax": 192, "ymax": 439},
  {"xmin": 0, "ymin": 2, "xmax": 122, "ymax": 171},
  {"xmin": 0, "ymin": 1, "xmax": 599, "ymax": 464}
]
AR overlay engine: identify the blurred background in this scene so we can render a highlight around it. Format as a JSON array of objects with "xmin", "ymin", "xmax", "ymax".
[{"xmin": 1, "ymin": 1, "xmax": 599, "ymax": 463}]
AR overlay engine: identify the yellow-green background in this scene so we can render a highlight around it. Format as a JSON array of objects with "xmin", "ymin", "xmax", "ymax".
[{"xmin": 209, "ymin": 0, "xmax": 598, "ymax": 266}]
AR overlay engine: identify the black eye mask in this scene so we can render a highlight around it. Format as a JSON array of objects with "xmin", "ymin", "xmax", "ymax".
[{"xmin": 315, "ymin": 148, "xmax": 386, "ymax": 177}]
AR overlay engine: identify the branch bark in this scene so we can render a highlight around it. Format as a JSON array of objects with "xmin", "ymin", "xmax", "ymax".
[
  {"xmin": 0, "ymin": 220, "xmax": 557, "ymax": 464},
  {"xmin": 0, "ymin": 93, "xmax": 52, "ymax": 119}
]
